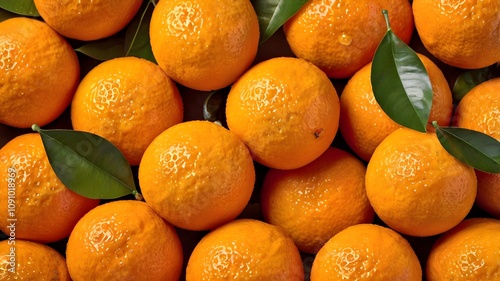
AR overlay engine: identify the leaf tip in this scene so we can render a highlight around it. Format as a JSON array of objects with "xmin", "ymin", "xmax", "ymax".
[{"xmin": 31, "ymin": 124, "xmax": 41, "ymax": 132}]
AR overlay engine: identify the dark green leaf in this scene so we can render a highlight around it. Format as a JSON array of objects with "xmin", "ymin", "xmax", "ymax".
[
  {"xmin": 75, "ymin": 36, "xmax": 125, "ymax": 61},
  {"xmin": 203, "ymin": 89, "xmax": 229, "ymax": 124},
  {"xmin": 433, "ymin": 122, "xmax": 500, "ymax": 174},
  {"xmin": 371, "ymin": 10, "xmax": 433, "ymax": 133},
  {"xmin": 32, "ymin": 125, "xmax": 138, "ymax": 199},
  {"xmin": 0, "ymin": 7, "xmax": 16, "ymax": 21},
  {"xmin": 0, "ymin": 0, "xmax": 39, "ymax": 17},
  {"xmin": 251, "ymin": 0, "xmax": 307, "ymax": 44},
  {"xmin": 452, "ymin": 64, "xmax": 499, "ymax": 101},
  {"xmin": 124, "ymin": 0, "xmax": 156, "ymax": 63}
]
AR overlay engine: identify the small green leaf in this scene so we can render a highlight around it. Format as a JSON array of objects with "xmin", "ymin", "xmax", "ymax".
[
  {"xmin": 32, "ymin": 124, "xmax": 138, "ymax": 199},
  {"xmin": 0, "ymin": 0, "xmax": 39, "ymax": 17},
  {"xmin": 251, "ymin": 0, "xmax": 307, "ymax": 44},
  {"xmin": 75, "ymin": 36, "xmax": 125, "ymax": 61},
  {"xmin": 203, "ymin": 89, "xmax": 229, "ymax": 124},
  {"xmin": 452, "ymin": 64, "xmax": 499, "ymax": 101},
  {"xmin": 371, "ymin": 10, "xmax": 433, "ymax": 133},
  {"xmin": 433, "ymin": 122, "xmax": 500, "ymax": 174},
  {"xmin": 124, "ymin": 0, "xmax": 156, "ymax": 63}
]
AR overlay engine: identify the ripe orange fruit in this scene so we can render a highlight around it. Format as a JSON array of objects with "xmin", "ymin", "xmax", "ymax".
[
  {"xmin": 139, "ymin": 120, "xmax": 255, "ymax": 231},
  {"xmin": 34, "ymin": 0, "xmax": 142, "ymax": 41},
  {"xmin": 0, "ymin": 17, "xmax": 79, "ymax": 128},
  {"xmin": 226, "ymin": 57, "xmax": 340, "ymax": 170},
  {"xmin": 261, "ymin": 147, "xmax": 374, "ymax": 254},
  {"xmin": 283, "ymin": 0, "xmax": 414, "ymax": 79},
  {"xmin": 0, "ymin": 240, "xmax": 70, "ymax": 280},
  {"xmin": 66, "ymin": 200, "xmax": 183, "ymax": 281},
  {"xmin": 311, "ymin": 224, "xmax": 422, "ymax": 280},
  {"xmin": 186, "ymin": 219, "xmax": 304, "ymax": 280},
  {"xmin": 71, "ymin": 56, "xmax": 183, "ymax": 166},
  {"xmin": 413, "ymin": 0, "xmax": 500, "ymax": 69},
  {"xmin": 339, "ymin": 53, "xmax": 453, "ymax": 161},
  {"xmin": 453, "ymin": 77, "xmax": 500, "ymax": 218},
  {"xmin": 426, "ymin": 218, "xmax": 500, "ymax": 280},
  {"xmin": 365, "ymin": 127, "xmax": 477, "ymax": 237},
  {"xmin": 0, "ymin": 133, "xmax": 100, "ymax": 243},
  {"xmin": 149, "ymin": 0, "xmax": 259, "ymax": 91}
]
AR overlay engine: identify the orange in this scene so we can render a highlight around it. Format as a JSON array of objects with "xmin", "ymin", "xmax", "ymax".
[
  {"xmin": 426, "ymin": 218, "xmax": 500, "ymax": 280},
  {"xmin": 261, "ymin": 147, "xmax": 374, "ymax": 254},
  {"xmin": 453, "ymin": 77, "xmax": 500, "ymax": 218},
  {"xmin": 71, "ymin": 56, "xmax": 183, "ymax": 166},
  {"xmin": 0, "ymin": 240, "xmax": 70, "ymax": 280},
  {"xmin": 186, "ymin": 219, "xmax": 304, "ymax": 280},
  {"xmin": 138, "ymin": 120, "xmax": 255, "ymax": 231},
  {"xmin": 149, "ymin": 0, "xmax": 259, "ymax": 91},
  {"xmin": 226, "ymin": 57, "xmax": 340, "ymax": 170},
  {"xmin": 0, "ymin": 133, "xmax": 100, "ymax": 243},
  {"xmin": 0, "ymin": 17, "xmax": 79, "ymax": 128},
  {"xmin": 365, "ymin": 127, "xmax": 477, "ymax": 237},
  {"xmin": 34, "ymin": 0, "xmax": 142, "ymax": 41},
  {"xmin": 310, "ymin": 224, "xmax": 422, "ymax": 280},
  {"xmin": 413, "ymin": 0, "xmax": 500, "ymax": 69},
  {"xmin": 339, "ymin": 53, "xmax": 453, "ymax": 161},
  {"xmin": 283, "ymin": 0, "xmax": 414, "ymax": 79},
  {"xmin": 66, "ymin": 200, "xmax": 183, "ymax": 281}
]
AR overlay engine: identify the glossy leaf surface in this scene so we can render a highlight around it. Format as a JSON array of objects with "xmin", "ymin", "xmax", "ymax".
[
  {"xmin": 0, "ymin": 0, "xmax": 39, "ymax": 17},
  {"xmin": 33, "ymin": 125, "xmax": 138, "ymax": 199}
]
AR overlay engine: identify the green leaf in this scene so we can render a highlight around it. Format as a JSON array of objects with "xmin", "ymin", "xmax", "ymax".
[
  {"xmin": 32, "ymin": 125, "xmax": 138, "ymax": 199},
  {"xmin": 452, "ymin": 64, "xmax": 499, "ymax": 101},
  {"xmin": 251, "ymin": 0, "xmax": 307, "ymax": 44},
  {"xmin": 75, "ymin": 36, "xmax": 125, "ymax": 61},
  {"xmin": 203, "ymin": 90, "xmax": 229, "ymax": 123},
  {"xmin": 0, "ymin": 0, "xmax": 39, "ymax": 17},
  {"xmin": 124, "ymin": 0, "xmax": 156, "ymax": 63},
  {"xmin": 371, "ymin": 10, "xmax": 433, "ymax": 133},
  {"xmin": 433, "ymin": 122, "xmax": 500, "ymax": 174}
]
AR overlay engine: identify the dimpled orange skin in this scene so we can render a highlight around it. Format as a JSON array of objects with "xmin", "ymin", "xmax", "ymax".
[
  {"xmin": 226, "ymin": 57, "xmax": 340, "ymax": 170},
  {"xmin": 0, "ymin": 240, "xmax": 70, "ymax": 280},
  {"xmin": 138, "ymin": 120, "xmax": 255, "ymax": 231},
  {"xmin": 261, "ymin": 147, "xmax": 374, "ymax": 254},
  {"xmin": 453, "ymin": 78, "xmax": 500, "ymax": 218},
  {"xmin": 66, "ymin": 200, "xmax": 183, "ymax": 281},
  {"xmin": 149, "ymin": 0, "xmax": 259, "ymax": 91},
  {"xmin": 427, "ymin": 218, "xmax": 500, "ymax": 280},
  {"xmin": 413, "ymin": 0, "xmax": 500, "ymax": 69},
  {"xmin": 0, "ymin": 133, "xmax": 100, "ymax": 243},
  {"xmin": 0, "ymin": 17, "xmax": 79, "ymax": 128},
  {"xmin": 284, "ymin": 0, "xmax": 414, "ymax": 79},
  {"xmin": 311, "ymin": 224, "xmax": 422, "ymax": 280},
  {"xmin": 339, "ymin": 53, "xmax": 453, "ymax": 162},
  {"xmin": 34, "ymin": 0, "xmax": 142, "ymax": 41},
  {"xmin": 186, "ymin": 219, "xmax": 304, "ymax": 280},
  {"xmin": 71, "ymin": 57, "xmax": 183, "ymax": 166},
  {"xmin": 365, "ymin": 128, "xmax": 477, "ymax": 237}
]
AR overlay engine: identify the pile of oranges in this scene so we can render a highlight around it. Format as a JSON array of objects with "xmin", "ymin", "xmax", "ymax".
[{"xmin": 0, "ymin": 0, "xmax": 499, "ymax": 280}]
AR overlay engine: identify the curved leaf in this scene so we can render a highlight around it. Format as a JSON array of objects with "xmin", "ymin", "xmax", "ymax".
[
  {"xmin": 32, "ymin": 125, "xmax": 138, "ymax": 199},
  {"xmin": 371, "ymin": 10, "xmax": 433, "ymax": 133},
  {"xmin": 0, "ymin": 0, "xmax": 39, "ymax": 17},
  {"xmin": 75, "ymin": 36, "xmax": 125, "ymax": 61},
  {"xmin": 124, "ymin": 0, "xmax": 156, "ymax": 63},
  {"xmin": 251, "ymin": 0, "xmax": 307, "ymax": 44},
  {"xmin": 453, "ymin": 64, "xmax": 499, "ymax": 101},
  {"xmin": 433, "ymin": 122, "xmax": 500, "ymax": 174}
]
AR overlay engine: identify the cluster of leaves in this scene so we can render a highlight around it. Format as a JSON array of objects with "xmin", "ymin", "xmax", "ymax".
[{"xmin": 2, "ymin": 1, "xmax": 499, "ymax": 200}]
